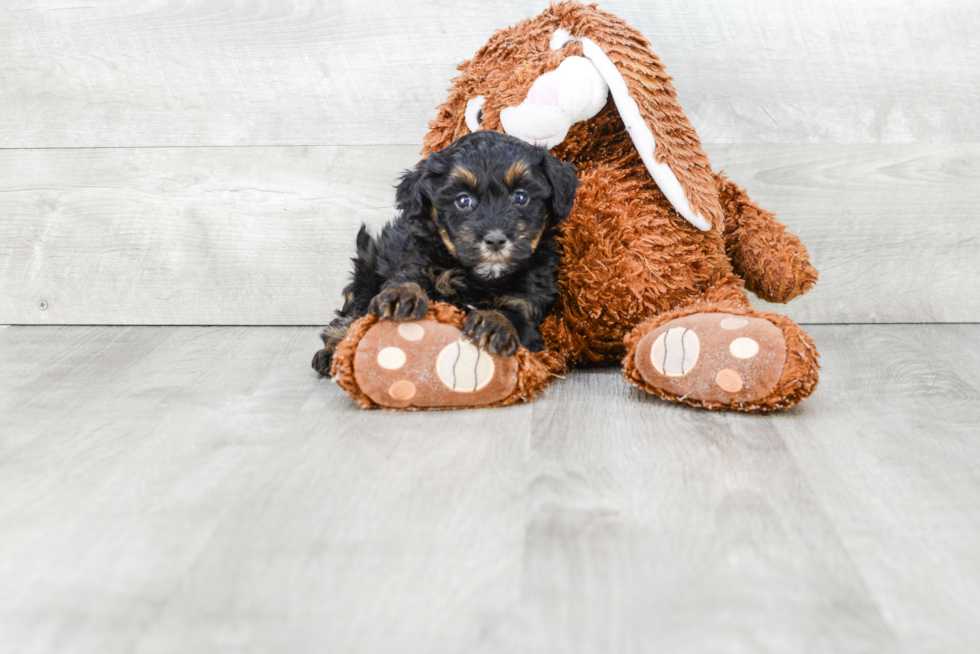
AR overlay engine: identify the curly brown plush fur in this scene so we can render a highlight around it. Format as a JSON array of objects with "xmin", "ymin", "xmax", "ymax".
[{"xmin": 333, "ymin": 2, "xmax": 820, "ymax": 411}]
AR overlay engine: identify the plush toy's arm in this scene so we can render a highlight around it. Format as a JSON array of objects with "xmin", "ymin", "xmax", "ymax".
[{"xmin": 715, "ymin": 173, "xmax": 818, "ymax": 304}]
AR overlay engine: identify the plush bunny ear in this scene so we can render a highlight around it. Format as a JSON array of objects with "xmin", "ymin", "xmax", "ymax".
[{"xmin": 549, "ymin": 24, "xmax": 723, "ymax": 232}]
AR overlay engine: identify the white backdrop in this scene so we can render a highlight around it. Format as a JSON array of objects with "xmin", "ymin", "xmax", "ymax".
[{"xmin": 1, "ymin": 0, "xmax": 977, "ymax": 324}]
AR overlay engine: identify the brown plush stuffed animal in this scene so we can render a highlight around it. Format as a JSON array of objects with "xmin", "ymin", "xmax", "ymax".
[{"xmin": 330, "ymin": 2, "xmax": 819, "ymax": 411}]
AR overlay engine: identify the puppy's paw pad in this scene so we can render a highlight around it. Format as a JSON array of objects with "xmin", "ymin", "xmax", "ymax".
[
  {"xmin": 353, "ymin": 319, "xmax": 518, "ymax": 408},
  {"xmin": 634, "ymin": 312, "xmax": 787, "ymax": 404}
]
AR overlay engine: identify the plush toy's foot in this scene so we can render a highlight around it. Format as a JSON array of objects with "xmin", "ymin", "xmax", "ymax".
[
  {"xmin": 330, "ymin": 304, "xmax": 559, "ymax": 410},
  {"xmin": 623, "ymin": 309, "xmax": 819, "ymax": 412}
]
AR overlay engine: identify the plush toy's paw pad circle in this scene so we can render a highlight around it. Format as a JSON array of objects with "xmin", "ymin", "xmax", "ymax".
[
  {"xmin": 648, "ymin": 327, "xmax": 700, "ymax": 376},
  {"xmin": 635, "ymin": 313, "xmax": 787, "ymax": 404},
  {"xmin": 353, "ymin": 319, "xmax": 518, "ymax": 408},
  {"xmin": 435, "ymin": 340, "xmax": 496, "ymax": 392}
]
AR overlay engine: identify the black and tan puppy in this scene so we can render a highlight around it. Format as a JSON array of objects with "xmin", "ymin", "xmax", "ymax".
[{"xmin": 313, "ymin": 131, "xmax": 579, "ymax": 376}]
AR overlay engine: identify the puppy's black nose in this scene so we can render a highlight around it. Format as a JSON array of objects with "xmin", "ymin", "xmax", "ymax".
[{"xmin": 483, "ymin": 232, "xmax": 508, "ymax": 252}]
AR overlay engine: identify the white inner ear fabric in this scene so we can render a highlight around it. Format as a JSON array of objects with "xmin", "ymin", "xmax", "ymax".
[
  {"xmin": 543, "ymin": 28, "xmax": 711, "ymax": 231},
  {"xmin": 464, "ymin": 96, "xmax": 485, "ymax": 133}
]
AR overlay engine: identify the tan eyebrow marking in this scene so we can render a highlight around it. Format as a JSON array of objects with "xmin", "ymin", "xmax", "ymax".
[
  {"xmin": 505, "ymin": 161, "xmax": 529, "ymax": 186},
  {"xmin": 452, "ymin": 167, "xmax": 478, "ymax": 186}
]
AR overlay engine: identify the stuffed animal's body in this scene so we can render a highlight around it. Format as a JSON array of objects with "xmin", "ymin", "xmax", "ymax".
[{"xmin": 328, "ymin": 2, "xmax": 820, "ymax": 411}]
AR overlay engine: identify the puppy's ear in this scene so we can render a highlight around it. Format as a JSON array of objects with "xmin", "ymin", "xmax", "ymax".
[
  {"xmin": 395, "ymin": 160, "xmax": 432, "ymax": 219},
  {"xmin": 541, "ymin": 155, "xmax": 579, "ymax": 223},
  {"xmin": 395, "ymin": 149, "xmax": 451, "ymax": 219}
]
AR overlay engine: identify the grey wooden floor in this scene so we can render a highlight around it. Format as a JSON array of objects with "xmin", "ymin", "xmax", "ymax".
[{"xmin": 2, "ymin": 324, "xmax": 978, "ymax": 653}]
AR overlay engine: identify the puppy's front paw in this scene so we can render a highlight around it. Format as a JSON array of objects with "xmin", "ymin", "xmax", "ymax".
[
  {"xmin": 368, "ymin": 283, "xmax": 429, "ymax": 321},
  {"xmin": 464, "ymin": 310, "xmax": 519, "ymax": 357}
]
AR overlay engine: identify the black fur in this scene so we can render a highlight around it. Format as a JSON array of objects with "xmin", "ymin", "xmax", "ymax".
[{"xmin": 313, "ymin": 131, "xmax": 579, "ymax": 375}]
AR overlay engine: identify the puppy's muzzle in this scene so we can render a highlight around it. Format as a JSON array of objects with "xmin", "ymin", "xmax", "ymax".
[
  {"xmin": 483, "ymin": 231, "xmax": 509, "ymax": 253},
  {"xmin": 475, "ymin": 232, "xmax": 516, "ymax": 279}
]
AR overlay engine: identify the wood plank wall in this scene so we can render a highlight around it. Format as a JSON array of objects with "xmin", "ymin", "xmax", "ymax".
[{"xmin": 1, "ymin": 0, "xmax": 978, "ymax": 325}]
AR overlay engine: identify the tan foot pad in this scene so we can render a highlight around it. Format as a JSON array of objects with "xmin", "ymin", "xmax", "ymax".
[
  {"xmin": 634, "ymin": 313, "xmax": 787, "ymax": 404},
  {"xmin": 353, "ymin": 319, "xmax": 518, "ymax": 409}
]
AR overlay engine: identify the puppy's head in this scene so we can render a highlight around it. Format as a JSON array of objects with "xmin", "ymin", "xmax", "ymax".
[{"xmin": 396, "ymin": 131, "xmax": 577, "ymax": 280}]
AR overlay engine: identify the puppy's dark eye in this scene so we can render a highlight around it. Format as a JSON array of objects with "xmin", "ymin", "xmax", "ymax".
[
  {"xmin": 476, "ymin": 109, "xmax": 484, "ymax": 125},
  {"xmin": 456, "ymin": 195, "xmax": 474, "ymax": 209},
  {"xmin": 513, "ymin": 191, "xmax": 529, "ymax": 206}
]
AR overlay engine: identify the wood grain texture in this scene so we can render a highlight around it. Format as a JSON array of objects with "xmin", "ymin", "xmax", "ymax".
[
  {"xmin": 778, "ymin": 324, "xmax": 980, "ymax": 653},
  {"xmin": 0, "ymin": 325, "xmax": 533, "ymax": 653},
  {"xmin": 2, "ymin": 324, "xmax": 980, "ymax": 652},
  {"xmin": 500, "ymin": 374, "xmax": 898, "ymax": 653},
  {"xmin": 0, "ymin": 0, "xmax": 977, "ymax": 147},
  {"xmin": 0, "ymin": 145, "xmax": 420, "ymax": 325},
  {"xmin": 712, "ymin": 143, "xmax": 980, "ymax": 324},
  {"xmin": 2, "ymin": 144, "xmax": 977, "ymax": 325}
]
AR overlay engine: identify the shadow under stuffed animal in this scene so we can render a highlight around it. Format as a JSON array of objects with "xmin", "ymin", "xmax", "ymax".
[{"xmin": 328, "ymin": 2, "xmax": 820, "ymax": 412}]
